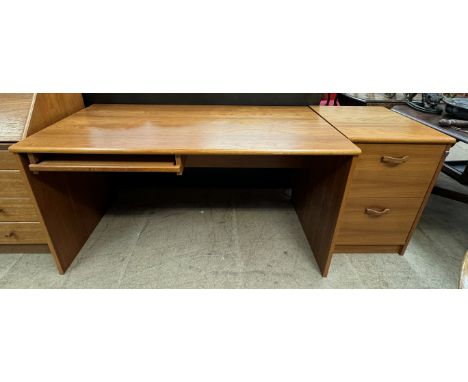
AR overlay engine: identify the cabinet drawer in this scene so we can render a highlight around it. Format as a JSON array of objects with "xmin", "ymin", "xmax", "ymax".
[
  {"xmin": 0, "ymin": 150, "xmax": 18, "ymax": 170},
  {"xmin": 0, "ymin": 198, "xmax": 38, "ymax": 222},
  {"xmin": 336, "ymin": 197, "xmax": 423, "ymax": 245},
  {"xmin": 0, "ymin": 171, "xmax": 29, "ymax": 197},
  {"xmin": 348, "ymin": 144, "xmax": 445, "ymax": 198},
  {"xmin": 0, "ymin": 222, "xmax": 46, "ymax": 244}
]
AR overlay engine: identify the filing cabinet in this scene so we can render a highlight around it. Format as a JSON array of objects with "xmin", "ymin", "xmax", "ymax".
[
  {"xmin": 311, "ymin": 106, "xmax": 453, "ymax": 256},
  {"xmin": 335, "ymin": 144, "xmax": 446, "ymax": 250}
]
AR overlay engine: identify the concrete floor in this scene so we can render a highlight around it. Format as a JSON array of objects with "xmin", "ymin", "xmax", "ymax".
[{"xmin": 1, "ymin": 144, "xmax": 467, "ymax": 289}]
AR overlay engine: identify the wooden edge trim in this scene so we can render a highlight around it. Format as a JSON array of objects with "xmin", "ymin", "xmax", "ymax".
[
  {"xmin": 175, "ymin": 155, "xmax": 184, "ymax": 175},
  {"xmin": 334, "ymin": 245, "xmax": 402, "ymax": 254},
  {"xmin": 22, "ymin": 93, "xmax": 37, "ymax": 140},
  {"xmin": 0, "ymin": 244, "xmax": 49, "ymax": 254},
  {"xmin": 28, "ymin": 161, "xmax": 181, "ymax": 173}
]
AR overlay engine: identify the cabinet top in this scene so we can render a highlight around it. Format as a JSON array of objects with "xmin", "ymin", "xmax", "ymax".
[{"xmin": 312, "ymin": 106, "xmax": 456, "ymax": 144}]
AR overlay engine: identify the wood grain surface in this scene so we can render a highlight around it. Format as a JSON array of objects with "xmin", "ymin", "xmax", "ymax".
[
  {"xmin": 336, "ymin": 197, "xmax": 423, "ymax": 245},
  {"xmin": 0, "ymin": 94, "xmax": 34, "ymax": 141},
  {"xmin": 16, "ymin": 154, "xmax": 110, "ymax": 273},
  {"xmin": 24, "ymin": 93, "xmax": 84, "ymax": 138},
  {"xmin": 334, "ymin": 245, "xmax": 402, "ymax": 254},
  {"xmin": 293, "ymin": 156, "xmax": 356, "ymax": 276},
  {"xmin": 311, "ymin": 106, "xmax": 456, "ymax": 144},
  {"xmin": 0, "ymin": 244, "xmax": 49, "ymax": 253},
  {"xmin": 0, "ymin": 147, "xmax": 18, "ymax": 170},
  {"xmin": 0, "ymin": 222, "xmax": 46, "ymax": 244},
  {"xmin": 10, "ymin": 105, "xmax": 360, "ymax": 156},
  {"xmin": 29, "ymin": 155, "xmax": 183, "ymax": 173},
  {"xmin": 347, "ymin": 144, "xmax": 446, "ymax": 198},
  {"xmin": 398, "ymin": 144, "xmax": 451, "ymax": 256},
  {"xmin": 0, "ymin": 171, "xmax": 29, "ymax": 197},
  {"xmin": 0, "ymin": 198, "xmax": 39, "ymax": 222}
]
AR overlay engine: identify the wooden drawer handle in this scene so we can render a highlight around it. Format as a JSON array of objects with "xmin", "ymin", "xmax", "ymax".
[
  {"xmin": 4, "ymin": 231, "xmax": 16, "ymax": 238},
  {"xmin": 365, "ymin": 207, "xmax": 390, "ymax": 216},
  {"xmin": 381, "ymin": 155, "xmax": 409, "ymax": 165}
]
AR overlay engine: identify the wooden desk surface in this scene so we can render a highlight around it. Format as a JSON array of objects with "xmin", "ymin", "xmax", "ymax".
[
  {"xmin": 312, "ymin": 106, "xmax": 456, "ymax": 144},
  {"xmin": 10, "ymin": 105, "xmax": 360, "ymax": 156}
]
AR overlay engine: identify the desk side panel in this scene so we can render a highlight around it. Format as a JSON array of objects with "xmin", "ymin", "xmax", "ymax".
[
  {"xmin": 293, "ymin": 155, "xmax": 356, "ymax": 276},
  {"xmin": 16, "ymin": 154, "xmax": 110, "ymax": 273}
]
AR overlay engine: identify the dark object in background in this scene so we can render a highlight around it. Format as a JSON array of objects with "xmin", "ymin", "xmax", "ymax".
[
  {"xmin": 392, "ymin": 104, "xmax": 468, "ymax": 204},
  {"xmin": 439, "ymin": 119, "xmax": 468, "ymax": 129},
  {"xmin": 83, "ymin": 93, "xmax": 322, "ymax": 107},
  {"xmin": 337, "ymin": 93, "xmax": 409, "ymax": 108},
  {"xmin": 392, "ymin": 104, "xmax": 468, "ymax": 145},
  {"xmin": 444, "ymin": 97, "xmax": 468, "ymax": 120},
  {"xmin": 405, "ymin": 93, "xmax": 443, "ymax": 114}
]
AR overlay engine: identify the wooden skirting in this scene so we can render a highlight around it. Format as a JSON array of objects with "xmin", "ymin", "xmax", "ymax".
[
  {"xmin": 0, "ymin": 244, "xmax": 49, "ymax": 254},
  {"xmin": 334, "ymin": 245, "xmax": 403, "ymax": 254}
]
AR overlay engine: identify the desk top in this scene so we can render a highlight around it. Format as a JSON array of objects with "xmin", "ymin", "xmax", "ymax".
[
  {"xmin": 10, "ymin": 105, "xmax": 361, "ymax": 156},
  {"xmin": 312, "ymin": 106, "xmax": 456, "ymax": 144}
]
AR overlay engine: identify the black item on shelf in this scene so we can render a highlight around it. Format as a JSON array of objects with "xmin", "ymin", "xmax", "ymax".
[{"xmin": 443, "ymin": 98, "xmax": 468, "ymax": 121}]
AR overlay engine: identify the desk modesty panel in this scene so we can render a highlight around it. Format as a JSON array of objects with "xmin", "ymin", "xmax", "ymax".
[{"xmin": 8, "ymin": 100, "xmax": 455, "ymax": 277}]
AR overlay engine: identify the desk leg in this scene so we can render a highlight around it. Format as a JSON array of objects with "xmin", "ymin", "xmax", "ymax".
[
  {"xmin": 17, "ymin": 154, "xmax": 110, "ymax": 274},
  {"xmin": 293, "ymin": 156, "xmax": 356, "ymax": 277}
]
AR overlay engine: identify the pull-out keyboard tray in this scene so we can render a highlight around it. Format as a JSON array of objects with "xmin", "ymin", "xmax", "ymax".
[{"xmin": 28, "ymin": 154, "xmax": 184, "ymax": 174}]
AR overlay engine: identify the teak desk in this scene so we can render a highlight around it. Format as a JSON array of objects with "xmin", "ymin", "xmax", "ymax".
[{"xmin": 8, "ymin": 102, "xmax": 455, "ymax": 276}]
